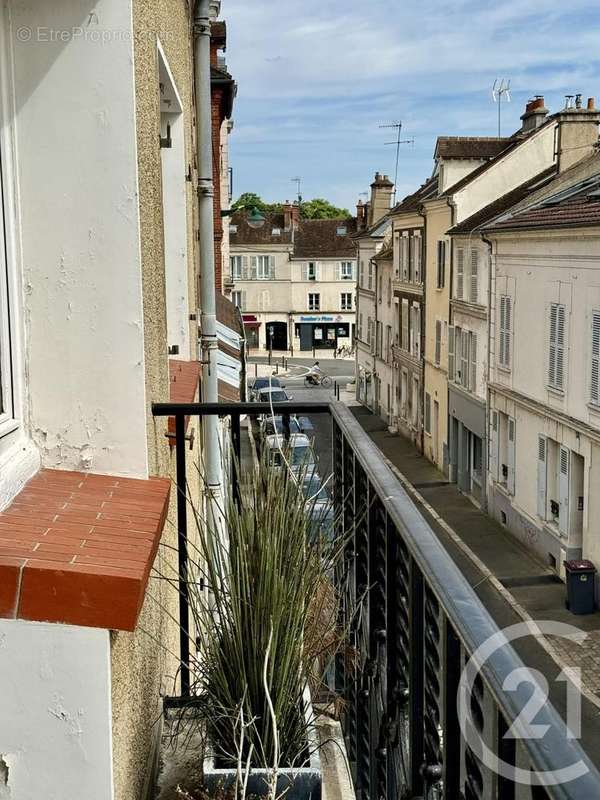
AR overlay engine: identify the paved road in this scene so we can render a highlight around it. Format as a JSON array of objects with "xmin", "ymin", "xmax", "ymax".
[{"xmin": 249, "ymin": 355, "xmax": 355, "ymax": 380}]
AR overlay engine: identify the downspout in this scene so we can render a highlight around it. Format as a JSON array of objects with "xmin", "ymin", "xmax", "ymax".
[{"xmin": 194, "ymin": 0, "xmax": 222, "ymax": 530}]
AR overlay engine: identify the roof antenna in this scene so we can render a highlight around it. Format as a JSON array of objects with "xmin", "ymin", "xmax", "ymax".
[
  {"xmin": 290, "ymin": 176, "xmax": 302, "ymax": 205},
  {"xmin": 379, "ymin": 121, "xmax": 414, "ymax": 205},
  {"xmin": 492, "ymin": 79, "xmax": 511, "ymax": 137}
]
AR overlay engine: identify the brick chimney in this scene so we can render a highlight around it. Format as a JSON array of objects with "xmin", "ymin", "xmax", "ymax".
[
  {"xmin": 356, "ymin": 199, "xmax": 367, "ymax": 231},
  {"xmin": 283, "ymin": 201, "xmax": 301, "ymax": 230},
  {"xmin": 520, "ymin": 95, "xmax": 548, "ymax": 133},
  {"xmin": 369, "ymin": 172, "xmax": 394, "ymax": 226},
  {"xmin": 555, "ymin": 96, "xmax": 600, "ymax": 173}
]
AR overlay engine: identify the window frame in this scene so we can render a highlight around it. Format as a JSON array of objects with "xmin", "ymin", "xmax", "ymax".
[
  {"xmin": 340, "ymin": 292, "xmax": 352, "ymax": 311},
  {"xmin": 548, "ymin": 302, "xmax": 566, "ymax": 391},
  {"xmin": 0, "ymin": 15, "xmax": 22, "ymax": 446},
  {"xmin": 230, "ymin": 255, "xmax": 243, "ymax": 280},
  {"xmin": 307, "ymin": 292, "xmax": 320, "ymax": 312},
  {"xmin": 256, "ymin": 255, "xmax": 271, "ymax": 280},
  {"xmin": 340, "ymin": 261, "xmax": 354, "ymax": 280},
  {"xmin": 231, "ymin": 290, "xmax": 243, "ymax": 309}
]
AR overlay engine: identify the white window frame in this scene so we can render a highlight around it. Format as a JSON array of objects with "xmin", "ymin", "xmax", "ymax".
[
  {"xmin": 308, "ymin": 292, "xmax": 320, "ymax": 312},
  {"xmin": 307, "ymin": 261, "xmax": 317, "ymax": 281},
  {"xmin": 231, "ymin": 290, "xmax": 244, "ymax": 309},
  {"xmin": 256, "ymin": 255, "xmax": 272, "ymax": 280},
  {"xmin": 230, "ymin": 255, "xmax": 243, "ymax": 280},
  {"xmin": 340, "ymin": 261, "xmax": 354, "ymax": 280},
  {"xmin": 548, "ymin": 302, "xmax": 566, "ymax": 391},
  {"xmin": 340, "ymin": 292, "xmax": 352, "ymax": 311}
]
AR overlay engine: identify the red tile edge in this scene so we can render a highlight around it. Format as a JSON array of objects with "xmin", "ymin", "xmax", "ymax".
[{"xmin": 0, "ymin": 471, "xmax": 171, "ymax": 632}]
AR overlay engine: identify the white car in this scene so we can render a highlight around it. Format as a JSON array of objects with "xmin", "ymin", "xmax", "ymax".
[
  {"xmin": 256, "ymin": 386, "xmax": 293, "ymax": 404},
  {"xmin": 265, "ymin": 433, "xmax": 315, "ymax": 470}
]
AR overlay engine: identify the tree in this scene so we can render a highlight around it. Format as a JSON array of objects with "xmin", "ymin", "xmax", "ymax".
[
  {"xmin": 231, "ymin": 193, "xmax": 349, "ymax": 220},
  {"xmin": 231, "ymin": 192, "xmax": 282, "ymax": 215},
  {"xmin": 300, "ymin": 198, "xmax": 350, "ymax": 220}
]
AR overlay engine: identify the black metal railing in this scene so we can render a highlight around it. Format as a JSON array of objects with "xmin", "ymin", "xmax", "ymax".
[{"xmin": 152, "ymin": 399, "xmax": 600, "ymax": 799}]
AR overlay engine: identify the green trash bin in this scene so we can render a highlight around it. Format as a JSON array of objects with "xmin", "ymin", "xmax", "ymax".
[{"xmin": 564, "ymin": 559, "xmax": 596, "ymax": 614}]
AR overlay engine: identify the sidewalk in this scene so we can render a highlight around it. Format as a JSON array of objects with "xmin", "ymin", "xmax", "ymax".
[{"xmin": 349, "ymin": 404, "xmax": 600, "ymax": 762}]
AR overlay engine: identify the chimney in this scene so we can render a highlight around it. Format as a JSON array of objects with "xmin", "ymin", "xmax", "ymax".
[
  {"xmin": 283, "ymin": 200, "xmax": 301, "ymax": 230},
  {"xmin": 369, "ymin": 172, "xmax": 394, "ymax": 226},
  {"xmin": 555, "ymin": 95, "xmax": 600, "ymax": 173},
  {"xmin": 520, "ymin": 95, "xmax": 548, "ymax": 133},
  {"xmin": 356, "ymin": 199, "xmax": 367, "ymax": 231}
]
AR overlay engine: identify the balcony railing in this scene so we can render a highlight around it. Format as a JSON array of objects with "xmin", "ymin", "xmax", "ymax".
[{"xmin": 152, "ymin": 400, "xmax": 600, "ymax": 799}]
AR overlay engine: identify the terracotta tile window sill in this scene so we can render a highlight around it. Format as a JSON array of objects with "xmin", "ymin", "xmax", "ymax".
[
  {"xmin": 167, "ymin": 359, "xmax": 201, "ymax": 442},
  {"xmin": 0, "ymin": 469, "xmax": 170, "ymax": 631}
]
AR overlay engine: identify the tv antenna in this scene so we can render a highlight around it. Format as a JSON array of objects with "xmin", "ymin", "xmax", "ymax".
[
  {"xmin": 290, "ymin": 176, "xmax": 302, "ymax": 205},
  {"xmin": 380, "ymin": 121, "xmax": 414, "ymax": 204},
  {"xmin": 492, "ymin": 79, "xmax": 511, "ymax": 137}
]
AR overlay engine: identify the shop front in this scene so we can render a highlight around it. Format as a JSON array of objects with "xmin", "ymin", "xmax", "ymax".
[
  {"xmin": 293, "ymin": 315, "xmax": 352, "ymax": 351},
  {"xmin": 448, "ymin": 384, "xmax": 487, "ymax": 508},
  {"xmin": 242, "ymin": 314, "xmax": 260, "ymax": 349}
]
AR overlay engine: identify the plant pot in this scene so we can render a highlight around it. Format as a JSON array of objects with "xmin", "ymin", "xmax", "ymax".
[{"xmin": 203, "ymin": 686, "xmax": 321, "ymax": 800}]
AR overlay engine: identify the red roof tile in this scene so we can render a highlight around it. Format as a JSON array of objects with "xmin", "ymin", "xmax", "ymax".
[{"xmin": 0, "ymin": 469, "xmax": 170, "ymax": 631}]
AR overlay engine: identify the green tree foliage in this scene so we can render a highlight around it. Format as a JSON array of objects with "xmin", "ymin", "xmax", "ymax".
[
  {"xmin": 232, "ymin": 193, "xmax": 349, "ymax": 219},
  {"xmin": 300, "ymin": 197, "xmax": 350, "ymax": 219}
]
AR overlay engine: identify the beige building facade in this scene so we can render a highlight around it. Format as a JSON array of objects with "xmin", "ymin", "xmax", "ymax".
[{"xmin": 230, "ymin": 205, "xmax": 358, "ymax": 352}]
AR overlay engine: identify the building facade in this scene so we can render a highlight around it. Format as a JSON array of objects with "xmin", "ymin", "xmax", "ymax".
[
  {"xmin": 355, "ymin": 174, "xmax": 394, "ymax": 408},
  {"xmin": 229, "ymin": 204, "xmax": 358, "ymax": 352},
  {"xmin": 485, "ymin": 157, "xmax": 600, "ymax": 578},
  {"xmin": 0, "ymin": 2, "xmax": 240, "ymax": 798}
]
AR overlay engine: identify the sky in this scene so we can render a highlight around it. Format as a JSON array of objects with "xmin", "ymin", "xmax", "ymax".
[{"xmin": 223, "ymin": 0, "xmax": 600, "ymax": 211}]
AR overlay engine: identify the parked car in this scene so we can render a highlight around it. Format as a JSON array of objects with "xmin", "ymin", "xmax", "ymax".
[
  {"xmin": 297, "ymin": 469, "xmax": 334, "ymax": 543},
  {"xmin": 265, "ymin": 433, "xmax": 315, "ymax": 470},
  {"xmin": 248, "ymin": 376, "xmax": 284, "ymax": 401},
  {"xmin": 256, "ymin": 386, "xmax": 293, "ymax": 404},
  {"xmin": 260, "ymin": 415, "xmax": 303, "ymax": 437}
]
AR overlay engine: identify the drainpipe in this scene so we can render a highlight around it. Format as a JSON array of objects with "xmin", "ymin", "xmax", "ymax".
[{"xmin": 194, "ymin": 0, "xmax": 223, "ymax": 532}]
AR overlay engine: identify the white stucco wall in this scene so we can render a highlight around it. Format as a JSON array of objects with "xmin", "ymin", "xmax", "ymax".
[
  {"xmin": 0, "ymin": 618, "xmax": 113, "ymax": 800},
  {"xmin": 8, "ymin": 0, "xmax": 149, "ymax": 478},
  {"xmin": 453, "ymin": 123, "xmax": 557, "ymax": 223}
]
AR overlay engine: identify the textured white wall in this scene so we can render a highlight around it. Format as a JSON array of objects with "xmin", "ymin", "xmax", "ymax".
[
  {"xmin": 9, "ymin": 0, "xmax": 148, "ymax": 478},
  {"xmin": 0, "ymin": 619, "xmax": 113, "ymax": 800}
]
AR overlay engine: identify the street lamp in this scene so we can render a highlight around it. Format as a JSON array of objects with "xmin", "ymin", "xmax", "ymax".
[{"xmin": 247, "ymin": 206, "xmax": 266, "ymax": 229}]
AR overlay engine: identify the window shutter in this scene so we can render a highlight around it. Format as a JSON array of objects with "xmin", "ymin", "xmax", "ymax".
[
  {"xmin": 448, "ymin": 325, "xmax": 455, "ymax": 381},
  {"xmin": 507, "ymin": 417, "xmax": 516, "ymax": 495},
  {"xmin": 242, "ymin": 255, "xmax": 249, "ymax": 279},
  {"xmin": 548, "ymin": 303, "xmax": 557, "ymax": 386},
  {"xmin": 268, "ymin": 255, "xmax": 275, "ymax": 278},
  {"xmin": 403, "ymin": 300, "xmax": 410, "ymax": 351},
  {"xmin": 316, "ymin": 262, "xmax": 322, "ymax": 281},
  {"xmin": 499, "ymin": 296, "xmax": 506, "ymax": 366},
  {"xmin": 408, "ymin": 236, "xmax": 414, "ymax": 282},
  {"xmin": 415, "ymin": 305, "xmax": 421, "ymax": 359},
  {"xmin": 470, "ymin": 249, "xmax": 478, "ymax": 304},
  {"xmin": 435, "ymin": 320, "xmax": 441, "ymax": 366},
  {"xmin": 456, "ymin": 248, "xmax": 464, "ymax": 299},
  {"xmin": 537, "ymin": 435, "xmax": 547, "ymax": 519},
  {"xmin": 336, "ymin": 262, "xmax": 341, "ymax": 281},
  {"xmin": 559, "ymin": 445, "xmax": 570, "ymax": 535},
  {"xmin": 402, "ymin": 236, "xmax": 409, "ymax": 281},
  {"xmin": 591, "ymin": 311, "xmax": 600, "ymax": 404},
  {"xmin": 504, "ymin": 297, "xmax": 512, "ymax": 367},
  {"xmin": 470, "ymin": 332, "xmax": 477, "ymax": 392},
  {"xmin": 490, "ymin": 410, "xmax": 499, "ymax": 481},
  {"xmin": 556, "ymin": 304, "xmax": 566, "ymax": 389},
  {"xmin": 425, "ymin": 392, "xmax": 431, "ymax": 434},
  {"xmin": 250, "ymin": 256, "xmax": 258, "ymax": 280},
  {"xmin": 414, "ymin": 235, "xmax": 421, "ymax": 282},
  {"xmin": 461, "ymin": 329, "xmax": 469, "ymax": 388}
]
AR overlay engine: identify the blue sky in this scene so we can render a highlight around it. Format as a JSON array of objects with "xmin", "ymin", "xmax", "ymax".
[{"xmin": 223, "ymin": 0, "xmax": 600, "ymax": 211}]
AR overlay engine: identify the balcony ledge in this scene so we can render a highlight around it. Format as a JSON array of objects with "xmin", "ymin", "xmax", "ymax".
[{"xmin": 0, "ymin": 469, "xmax": 170, "ymax": 631}]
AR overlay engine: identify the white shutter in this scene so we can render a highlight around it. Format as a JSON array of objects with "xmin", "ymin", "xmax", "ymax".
[
  {"xmin": 504, "ymin": 297, "xmax": 512, "ymax": 367},
  {"xmin": 448, "ymin": 325, "xmax": 455, "ymax": 381},
  {"xmin": 490, "ymin": 410, "xmax": 499, "ymax": 481},
  {"xmin": 556, "ymin": 304, "xmax": 566, "ymax": 389},
  {"xmin": 402, "ymin": 236, "xmax": 409, "ymax": 281},
  {"xmin": 415, "ymin": 305, "xmax": 421, "ymax": 359},
  {"xmin": 470, "ymin": 332, "xmax": 477, "ymax": 392},
  {"xmin": 268, "ymin": 255, "xmax": 275, "ymax": 278},
  {"xmin": 242, "ymin": 255, "xmax": 249, "ymax": 279},
  {"xmin": 435, "ymin": 320, "xmax": 441, "ymax": 366},
  {"xmin": 316, "ymin": 262, "xmax": 322, "ymax": 281},
  {"xmin": 242, "ymin": 290, "xmax": 247, "ymax": 309},
  {"xmin": 559, "ymin": 445, "xmax": 570, "ymax": 535},
  {"xmin": 470, "ymin": 249, "xmax": 478, "ymax": 304},
  {"xmin": 402, "ymin": 299, "xmax": 409, "ymax": 351},
  {"xmin": 537, "ymin": 435, "xmax": 547, "ymax": 519},
  {"xmin": 499, "ymin": 296, "xmax": 506, "ymax": 366},
  {"xmin": 414, "ymin": 235, "xmax": 422, "ymax": 283},
  {"xmin": 507, "ymin": 417, "xmax": 516, "ymax": 495},
  {"xmin": 591, "ymin": 311, "xmax": 600, "ymax": 405},
  {"xmin": 250, "ymin": 256, "xmax": 258, "ymax": 280},
  {"xmin": 456, "ymin": 248, "xmax": 464, "ymax": 299},
  {"xmin": 549, "ymin": 303, "xmax": 558, "ymax": 386},
  {"xmin": 460, "ymin": 329, "xmax": 469, "ymax": 387},
  {"xmin": 336, "ymin": 262, "xmax": 342, "ymax": 281}
]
